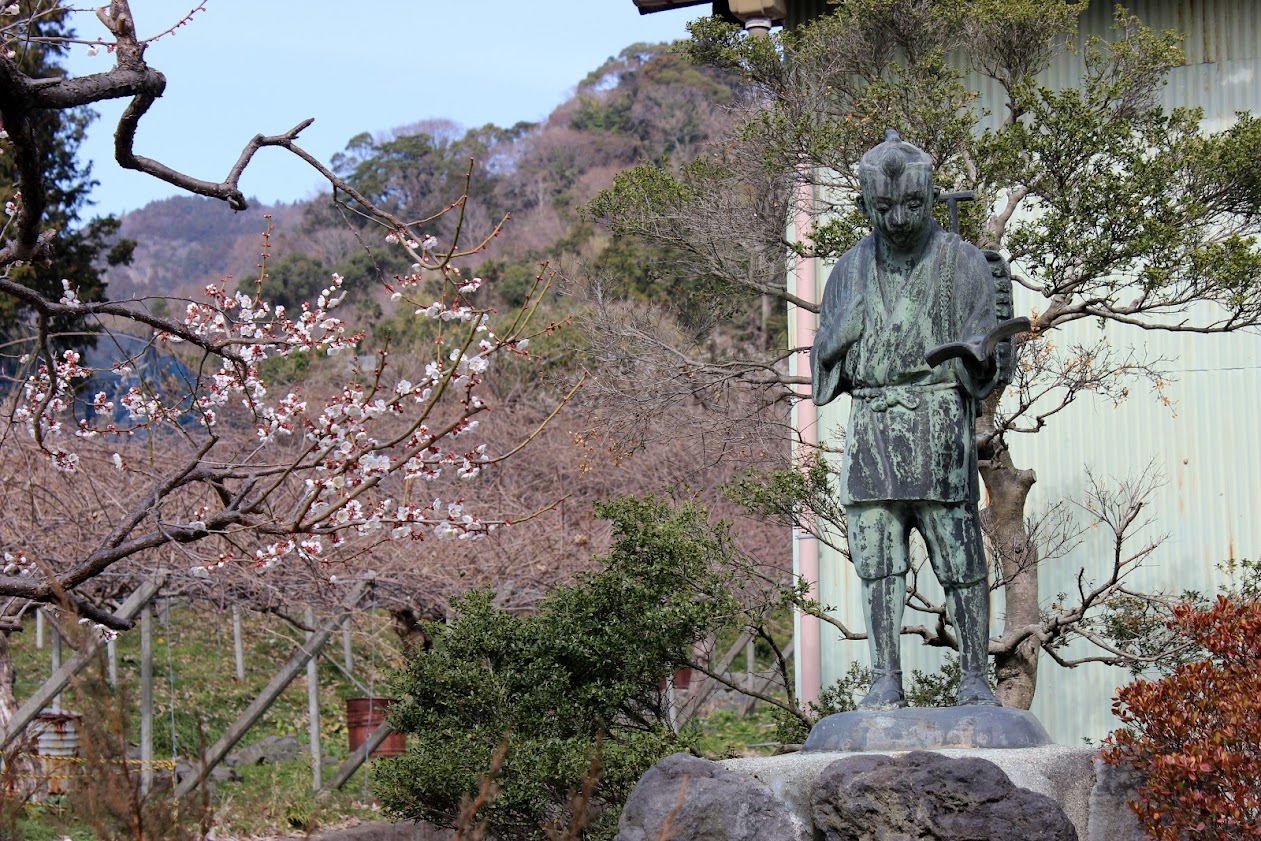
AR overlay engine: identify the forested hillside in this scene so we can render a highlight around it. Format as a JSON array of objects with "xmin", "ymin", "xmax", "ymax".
[
  {"xmin": 96, "ymin": 41, "xmax": 791, "ymax": 614},
  {"xmin": 105, "ymin": 196, "xmax": 300, "ymax": 299}
]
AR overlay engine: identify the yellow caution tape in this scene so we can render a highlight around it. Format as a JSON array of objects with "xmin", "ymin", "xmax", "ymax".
[{"xmin": 6, "ymin": 755, "xmax": 178, "ymax": 778}]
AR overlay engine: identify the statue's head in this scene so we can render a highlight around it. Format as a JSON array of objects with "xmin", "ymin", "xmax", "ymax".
[{"xmin": 857, "ymin": 130, "xmax": 936, "ymax": 251}]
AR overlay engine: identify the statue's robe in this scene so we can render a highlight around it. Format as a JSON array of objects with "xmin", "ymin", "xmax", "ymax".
[{"xmin": 810, "ymin": 224, "xmax": 1000, "ymax": 505}]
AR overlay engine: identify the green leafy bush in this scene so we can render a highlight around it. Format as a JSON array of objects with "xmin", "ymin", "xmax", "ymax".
[{"xmin": 375, "ymin": 497, "xmax": 748, "ymax": 840}]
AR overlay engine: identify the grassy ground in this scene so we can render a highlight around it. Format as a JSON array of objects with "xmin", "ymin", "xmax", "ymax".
[
  {"xmin": 5, "ymin": 602, "xmax": 792, "ymax": 839},
  {"xmin": 8, "ymin": 600, "xmax": 405, "ymax": 839},
  {"xmin": 695, "ymin": 706, "xmax": 786, "ymax": 758}
]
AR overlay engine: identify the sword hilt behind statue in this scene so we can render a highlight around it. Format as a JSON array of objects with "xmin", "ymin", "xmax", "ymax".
[{"xmin": 938, "ymin": 190, "xmax": 974, "ymax": 235}]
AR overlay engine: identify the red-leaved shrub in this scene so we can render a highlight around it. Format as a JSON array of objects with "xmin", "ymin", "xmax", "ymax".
[{"xmin": 1102, "ymin": 595, "xmax": 1261, "ymax": 840}]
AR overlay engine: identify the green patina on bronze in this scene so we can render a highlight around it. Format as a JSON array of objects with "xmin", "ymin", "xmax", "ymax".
[{"xmin": 811, "ymin": 131, "xmax": 1023, "ymax": 710}]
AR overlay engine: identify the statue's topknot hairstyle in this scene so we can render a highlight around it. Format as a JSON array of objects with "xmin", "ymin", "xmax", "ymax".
[{"xmin": 859, "ymin": 129, "xmax": 934, "ymax": 185}]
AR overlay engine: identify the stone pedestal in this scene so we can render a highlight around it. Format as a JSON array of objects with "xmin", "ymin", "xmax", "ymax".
[{"xmin": 616, "ymin": 744, "xmax": 1148, "ymax": 841}]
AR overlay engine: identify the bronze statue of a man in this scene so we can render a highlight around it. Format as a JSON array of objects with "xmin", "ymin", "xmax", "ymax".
[{"xmin": 810, "ymin": 131, "xmax": 1006, "ymax": 709}]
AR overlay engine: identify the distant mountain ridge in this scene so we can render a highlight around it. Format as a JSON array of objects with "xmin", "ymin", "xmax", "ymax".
[
  {"xmin": 105, "ymin": 195, "xmax": 301, "ymax": 301},
  {"xmin": 103, "ymin": 41, "xmax": 738, "ymax": 308}
]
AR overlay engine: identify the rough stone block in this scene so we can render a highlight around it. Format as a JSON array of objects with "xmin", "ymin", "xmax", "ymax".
[
  {"xmin": 615, "ymin": 752, "xmax": 812, "ymax": 841},
  {"xmin": 617, "ymin": 744, "xmax": 1147, "ymax": 840},
  {"xmin": 810, "ymin": 750, "xmax": 1078, "ymax": 841},
  {"xmin": 1087, "ymin": 756, "xmax": 1148, "ymax": 841}
]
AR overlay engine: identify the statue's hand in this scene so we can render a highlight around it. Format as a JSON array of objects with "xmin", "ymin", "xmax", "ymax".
[{"xmin": 960, "ymin": 349, "xmax": 998, "ymax": 379}]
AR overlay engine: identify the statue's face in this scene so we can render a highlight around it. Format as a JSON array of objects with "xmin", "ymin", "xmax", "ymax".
[{"xmin": 863, "ymin": 169, "xmax": 933, "ymax": 251}]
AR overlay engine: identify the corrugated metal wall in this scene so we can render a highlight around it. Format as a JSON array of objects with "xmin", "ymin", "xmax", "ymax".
[
  {"xmin": 1015, "ymin": 309, "xmax": 1261, "ymax": 743},
  {"xmin": 809, "ymin": 0, "xmax": 1261, "ymax": 745}
]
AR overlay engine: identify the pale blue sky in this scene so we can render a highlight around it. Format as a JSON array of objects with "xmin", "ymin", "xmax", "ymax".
[{"xmin": 62, "ymin": 1, "xmax": 705, "ymax": 217}]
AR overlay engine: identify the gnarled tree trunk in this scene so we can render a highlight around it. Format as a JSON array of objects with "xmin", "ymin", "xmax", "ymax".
[{"xmin": 978, "ymin": 400, "xmax": 1041, "ymax": 710}]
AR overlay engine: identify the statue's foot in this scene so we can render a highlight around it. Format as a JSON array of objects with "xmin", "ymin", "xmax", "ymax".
[
  {"xmin": 858, "ymin": 670, "xmax": 906, "ymax": 710},
  {"xmin": 956, "ymin": 672, "xmax": 1002, "ymax": 707}
]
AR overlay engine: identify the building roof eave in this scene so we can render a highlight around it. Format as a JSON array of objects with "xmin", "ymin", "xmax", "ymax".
[
  {"xmin": 632, "ymin": 0, "xmax": 712, "ymax": 13},
  {"xmin": 632, "ymin": 1, "xmax": 741, "ymax": 24}
]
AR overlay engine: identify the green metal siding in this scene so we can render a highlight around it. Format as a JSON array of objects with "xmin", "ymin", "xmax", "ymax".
[{"xmin": 785, "ymin": 0, "xmax": 833, "ymax": 29}]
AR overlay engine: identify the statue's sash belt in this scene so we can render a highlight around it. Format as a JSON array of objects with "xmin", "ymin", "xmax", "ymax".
[{"xmin": 851, "ymin": 382, "xmax": 957, "ymax": 413}]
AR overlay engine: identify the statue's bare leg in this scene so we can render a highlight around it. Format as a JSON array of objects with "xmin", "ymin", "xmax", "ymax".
[
  {"xmin": 919, "ymin": 502, "xmax": 1002, "ymax": 707},
  {"xmin": 859, "ymin": 574, "xmax": 908, "ymax": 709},
  {"xmin": 945, "ymin": 583, "xmax": 1001, "ymax": 706},
  {"xmin": 848, "ymin": 503, "xmax": 909, "ymax": 709}
]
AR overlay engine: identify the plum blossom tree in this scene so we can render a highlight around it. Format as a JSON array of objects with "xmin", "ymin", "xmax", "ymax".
[{"xmin": 0, "ymin": 0, "xmax": 570, "ymax": 725}]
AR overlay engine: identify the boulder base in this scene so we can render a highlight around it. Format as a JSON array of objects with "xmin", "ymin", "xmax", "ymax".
[
  {"xmin": 615, "ymin": 752, "xmax": 811, "ymax": 841},
  {"xmin": 812, "ymin": 750, "xmax": 1078, "ymax": 841}
]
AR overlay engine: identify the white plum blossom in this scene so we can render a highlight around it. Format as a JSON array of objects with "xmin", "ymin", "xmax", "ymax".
[
  {"xmin": 3, "ymin": 551, "xmax": 31, "ymax": 576},
  {"xmin": 49, "ymin": 448, "xmax": 79, "ymax": 473},
  {"xmin": 358, "ymin": 452, "xmax": 391, "ymax": 476},
  {"xmin": 77, "ymin": 619, "xmax": 119, "ymax": 642},
  {"xmin": 59, "ymin": 279, "xmax": 81, "ymax": 306},
  {"xmin": 433, "ymin": 521, "xmax": 461, "ymax": 539}
]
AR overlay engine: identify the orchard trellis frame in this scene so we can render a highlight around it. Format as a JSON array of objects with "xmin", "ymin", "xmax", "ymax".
[
  {"xmin": 2, "ymin": 574, "xmax": 402, "ymax": 798},
  {"xmin": 2, "ymin": 575, "xmax": 797, "ymax": 798}
]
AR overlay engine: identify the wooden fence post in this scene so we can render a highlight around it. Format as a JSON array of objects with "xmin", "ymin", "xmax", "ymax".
[
  {"xmin": 49, "ymin": 621, "xmax": 61, "ymax": 713},
  {"xmin": 741, "ymin": 639, "xmax": 757, "ymax": 716},
  {"xmin": 232, "ymin": 605, "xmax": 245, "ymax": 681},
  {"xmin": 319, "ymin": 718, "xmax": 396, "ymax": 795},
  {"xmin": 342, "ymin": 617, "xmax": 354, "ymax": 675},
  {"xmin": 141, "ymin": 602, "xmax": 154, "ymax": 795},
  {"xmin": 306, "ymin": 607, "xmax": 322, "ymax": 791}
]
